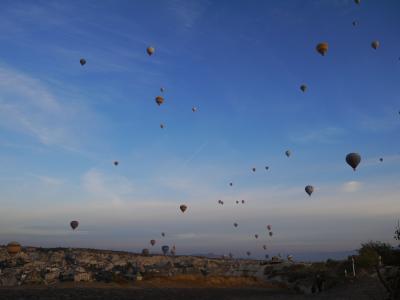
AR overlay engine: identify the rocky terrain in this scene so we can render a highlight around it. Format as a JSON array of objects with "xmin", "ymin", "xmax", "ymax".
[{"xmin": 0, "ymin": 245, "xmax": 396, "ymax": 299}]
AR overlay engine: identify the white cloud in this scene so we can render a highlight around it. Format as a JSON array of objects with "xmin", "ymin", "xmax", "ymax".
[{"xmin": 341, "ymin": 181, "xmax": 362, "ymax": 193}]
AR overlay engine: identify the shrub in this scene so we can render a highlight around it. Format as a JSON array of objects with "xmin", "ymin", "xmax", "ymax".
[{"xmin": 358, "ymin": 241, "xmax": 394, "ymax": 266}]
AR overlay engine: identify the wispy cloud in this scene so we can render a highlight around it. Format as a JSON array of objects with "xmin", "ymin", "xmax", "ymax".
[
  {"xmin": 0, "ymin": 65, "xmax": 98, "ymax": 153},
  {"xmin": 167, "ymin": 0, "xmax": 209, "ymax": 29},
  {"xmin": 290, "ymin": 127, "xmax": 345, "ymax": 143},
  {"xmin": 358, "ymin": 110, "xmax": 400, "ymax": 132},
  {"xmin": 341, "ymin": 181, "xmax": 362, "ymax": 193},
  {"xmin": 82, "ymin": 169, "xmax": 136, "ymax": 207},
  {"xmin": 35, "ymin": 175, "xmax": 64, "ymax": 186}
]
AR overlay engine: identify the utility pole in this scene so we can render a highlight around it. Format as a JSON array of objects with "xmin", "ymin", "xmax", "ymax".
[{"xmin": 352, "ymin": 256, "xmax": 356, "ymax": 277}]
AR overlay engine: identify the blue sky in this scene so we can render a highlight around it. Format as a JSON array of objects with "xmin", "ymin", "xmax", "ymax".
[{"xmin": 0, "ymin": 0, "xmax": 399, "ymax": 261}]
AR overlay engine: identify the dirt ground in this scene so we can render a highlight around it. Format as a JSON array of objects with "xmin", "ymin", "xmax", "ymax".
[{"xmin": 0, "ymin": 277, "xmax": 388, "ymax": 300}]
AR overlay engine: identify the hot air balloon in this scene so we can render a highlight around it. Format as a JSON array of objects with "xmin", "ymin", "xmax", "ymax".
[
  {"xmin": 155, "ymin": 96, "xmax": 164, "ymax": 106},
  {"xmin": 162, "ymin": 245, "xmax": 169, "ymax": 255},
  {"xmin": 180, "ymin": 204, "xmax": 187, "ymax": 213},
  {"xmin": 160, "ymin": 123, "xmax": 165, "ymax": 129},
  {"xmin": 246, "ymin": 251, "xmax": 251, "ymax": 256},
  {"xmin": 346, "ymin": 153, "xmax": 361, "ymax": 171},
  {"xmin": 236, "ymin": 200, "xmax": 239, "ymax": 204},
  {"xmin": 142, "ymin": 248, "xmax": 150, "ymax": 256},
  {"xmin": 269, "ymin": 231, "xmax": 273, "ymax": 237},
  {"xmin": 160, "ymin": 87, "xmax": 164, "ymax": 93},
  {"xmin": 146, "ymin": 46, "xmax": 155, "ymax": 56},
  {"xmin": 355, "ymin": 0, "xmax": 360, "ymax": 4},
  {"xmin": 113, "ymin": 161, "xmax": 119, "ymax": 166},
  {"xmin": 285, "ymin": 150, "xmax": 291, "ymax": 157},
  {"xmin": 305, "ymin": 185, "xmax": 314, "ymax": 196},
  {"xmin": 234, "ymin": 222, "xmax": 238, "ymax": 228},
  {"xmin": 300, "ymin": 84, "xmax": 307, "ymax": 92},
  {"xmin": 316, "ymin": 42, "xmax": 329, "ymax": 56},
  {"xmin": 380, "ymin": 158, "xmax": 383, "ymax": 162},
  {"xmin": 161, "ymin": 232, "xmax": 165, "ymax": 237},
  {"xmin": 6, "ymin": 242, "xmax": 21, "ymax": 256},
  {"xmin": 263, "ymin": 245, "xmax": 267, "ymax": 250},
  {"xmin": 252, "ymin": 167, "xmax": 256, "ymax": 172},
  {"xmin": 80, "ymin": 58, "xmax": 86, "ymax": 66},
  {"xmin": 352, "ymin": 20, "xmax": 358, "ymax": 27},
  {"xmin": 267, "ymin": 224, "xmax": 272, "ymax": 231},
  {"xmin": 229, "ymin": 182, "xmax": 233, "ymax": 186},
  {"xmin": 255, "ymin": 234, "xmax": 259, "ymax": 239},
  {"xmin": 241, "ymin": 200, "xmax": 245, "ymax": 204},
  {"xmin": 150, "ymin": 240, "xmax": 156, "ymax": 246},
  {"xmin": 371, "ymin": 41, "xmax": 380, "ymax": 50},
  {"xmin": 70, "ymin": 220, "xmax": 79, "ymax": 230},
  {"xmin": 192, "ymin": 107, "xmax": 197, "ymax": 112},
  {"xmin": 265, "ymin": 166, "xmax": 269, "ymax": 170}
]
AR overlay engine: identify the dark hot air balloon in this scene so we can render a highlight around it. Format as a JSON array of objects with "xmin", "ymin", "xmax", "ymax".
[
  {"xmin": 371, "ymin": 41, "xmax": 380, "ymax": 50},
  {"xmin": 252, "ymin": 167, "xmax": 256, "ymax": 172},
  {"xmin": 180, "ymin": 204, "xmax": 187, "ymax": 213},
  {"xmin": 300, "ymin": 84, "xmax": 307, "ymax": 92},
  {"xmin": 150, "ymin": 240, "xmax": 156, "ymax": 246},
  {"xmin": 346, "ymin": 153, "xmax": 361, "ymax": 171},
  {"xmin": 70, "ymin": 220, "xmax": 79, "ymax": 230},
  {"xmin": 285, "ymin": 150, "xmax": 291, "ymax": 157},
  {"xmin": 255, "ymin": 234, "xmax": 259, "ymax": 239},
  {"xmin": 113, "ymin": 161, "xmax": 119, "ymax": 166},
  {"xmin": 305, "ymin": 185, "xmax": 314, "ymax": 196},
  {"xmin": 267, "ymin": 224, "xmax": 272, "ymax": 231},
  {"xmin": 269, "ymin": 231, "xmax": 274, "ymax": 237},
  {"xmin": 316, "ymin": 42, "xmax": 329, "ymax": 56},
  {"xmin": 146, "ymin": 47, "xmax": 155, "ymax": 56},
  {"xmin": 234, "ymin": 222, "xmax": 238, "ymax": 228},
  {"xmin": 142, "ymin": 248, "xmax": 150, "ymax": 256},
  {"xmin": 155, "ymin": 96, "xmax": 164, "ymax": 106},
  {"xmin": 380, "ymin": 158, "xmax": 383, "ymax": 162},
  {"xmin": 263, "ymin": 245, "xmax": 267, "ymax": 250},
  {"xmin": 246, "ymin": 251, "xmax": 251, "ymax": 256},
  {"xmin": 160, "ymin": 123, "xmax": 165, "ymax": 129},
  {"xmin": 162, "ymin": 245, "xmax": 169, "ymax": 255},
  {"xmin": 161, "ymin": 232, "xmax": 165, "ymax": 237},
  {"xmin": 80, "ymin": 58, "xmax": 86, "ymax": 66}
]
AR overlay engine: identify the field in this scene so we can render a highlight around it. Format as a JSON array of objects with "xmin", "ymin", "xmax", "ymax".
[{"xmin": 0, "ymin": 276, "xmax": 387, "ymax": 300}]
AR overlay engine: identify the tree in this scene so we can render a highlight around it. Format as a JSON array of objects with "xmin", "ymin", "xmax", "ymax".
[{"xmin": 394, "ymin": 220, "xmax": 400, "ymax": 246}]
